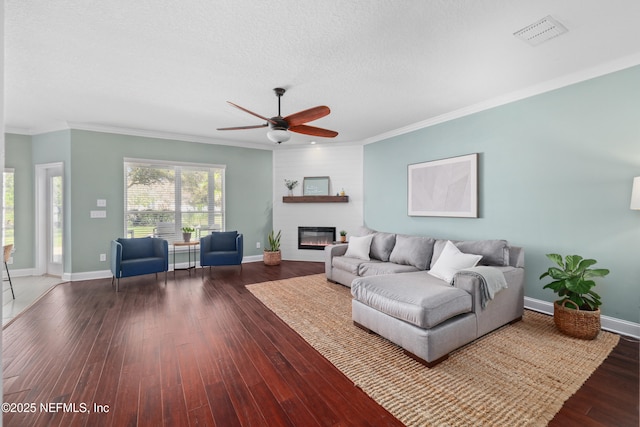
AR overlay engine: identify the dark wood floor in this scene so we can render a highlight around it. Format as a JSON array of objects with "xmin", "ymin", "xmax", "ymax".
[{"xmin": 2, "ymin": 262, "xmax": 638, "ymax": 427}]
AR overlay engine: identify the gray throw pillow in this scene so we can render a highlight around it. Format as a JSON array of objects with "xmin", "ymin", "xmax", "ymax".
[
  {"xmin": 389, "ymin": 235, "xmax": 435, "ymax": 270},
  {"xmin": 430, "ymin": 239, "xmax": 509, "ymax": 268},
  {"xmin": 369, "ymin": 232, "xmax": 396, "ymax": 262}
]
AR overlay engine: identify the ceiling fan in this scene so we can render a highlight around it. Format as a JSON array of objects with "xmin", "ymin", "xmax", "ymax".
[{"xmin": 217, "ymin": 88, "xmax": 339, "ymax": 143}]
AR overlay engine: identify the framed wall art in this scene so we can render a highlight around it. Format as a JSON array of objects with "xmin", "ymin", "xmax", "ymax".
[
  {"xmin": 408, "ymin": 153, "xmax": 478, "ymax": 217},
  {"xmin": 303, "ymin": 176, "xmax": 330, "ymax": 196}
]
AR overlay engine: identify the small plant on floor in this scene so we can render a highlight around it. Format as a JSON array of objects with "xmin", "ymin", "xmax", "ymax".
[
  {"xmin": 266, "ymin": 230, "xmax": 281, "ymax": 252},
  {"xmin": 264, "ymin": 230, "xmax": 282, "ymax": 266},
  {"xmin": 539, "ymin": 253, "xmax": 609, "ymax": 311}
]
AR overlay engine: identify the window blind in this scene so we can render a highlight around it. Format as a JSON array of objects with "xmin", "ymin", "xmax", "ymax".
[{"xmin": 124, "ymin": 160, "xmax": 225, "ymax": 242}]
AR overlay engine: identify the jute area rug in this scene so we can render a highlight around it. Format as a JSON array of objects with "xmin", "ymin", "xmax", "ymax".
[{"xmin": 247, "ymin": 274, "xmax": 619, "ymax": 427}]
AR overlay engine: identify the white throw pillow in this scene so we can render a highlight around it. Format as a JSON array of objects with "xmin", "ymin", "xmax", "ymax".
[
  {"xmin": 344, "ymin": 234, "xmax": 374, "ymax": 261},
  {"xmin": 428, "ymin": 240, "xmax": 482, "ymax": 283}
]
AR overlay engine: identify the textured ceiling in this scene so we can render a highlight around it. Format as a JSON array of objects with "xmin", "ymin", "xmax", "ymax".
[{"xmin": 5, "ymin": 0, "xmax": 640, "ymax": 148}]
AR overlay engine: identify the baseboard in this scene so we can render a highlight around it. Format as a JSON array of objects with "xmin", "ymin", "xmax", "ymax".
[
  {"xmin": 62, "ymin": 256, "xmax": 263, "ymax": 282},
  {"xmin": 243, "ymin": 255, "xmax": 263, "ymax": 263},
  {"xmin": 65, "ymin": 270, "xmax": 112, "ymax": 281},
  {"xmin": 4, "ymin": 267, "xmax": 37, "ymax": 278},
  {"xmin": 525, "ymin": 297, "xmax": 640, "ymax": 339}
]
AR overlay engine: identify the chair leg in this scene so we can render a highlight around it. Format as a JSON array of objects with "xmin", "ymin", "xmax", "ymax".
[
  {"xmin": 5, "ymin": 261, "xmax": 15, "ymax": 299},
  {"xmin": 165, "ymin": 270, "xmax": 167, "ymax": 284}
]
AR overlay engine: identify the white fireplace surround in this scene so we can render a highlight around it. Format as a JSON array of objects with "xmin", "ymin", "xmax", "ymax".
[{"xmin": 273, "ymin": 145, "xmax": 364, "ymax": 262}]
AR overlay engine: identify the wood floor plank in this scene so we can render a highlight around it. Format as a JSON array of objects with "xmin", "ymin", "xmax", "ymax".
[{"xmin": 2, "ymin": 261, "xmax": 637, "ymax": 427}]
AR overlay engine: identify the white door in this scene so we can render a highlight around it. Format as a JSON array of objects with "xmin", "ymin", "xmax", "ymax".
[{"xmin": 36, "ymin": 163, "xmax": 64, "ymax": 277}]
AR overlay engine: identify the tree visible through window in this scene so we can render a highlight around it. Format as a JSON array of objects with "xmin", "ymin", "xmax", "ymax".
[
  {"xmin": 3, "ymin": 170, "xmax": 15, "ymax": 246},
  {"xmin": 124, "ymin": 160, "xmax": 224, "ymax": 241}
]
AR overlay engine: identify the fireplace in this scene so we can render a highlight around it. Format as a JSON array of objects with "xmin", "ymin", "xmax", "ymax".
[{"xmin": 298, "ymin": 227, "xmax": 336, "ymax": 250}]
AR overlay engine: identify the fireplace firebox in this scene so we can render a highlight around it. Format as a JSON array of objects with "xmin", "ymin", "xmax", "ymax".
[{"xmin": 298, "ymin": 227, "xmax": 336, "ymax": 250}]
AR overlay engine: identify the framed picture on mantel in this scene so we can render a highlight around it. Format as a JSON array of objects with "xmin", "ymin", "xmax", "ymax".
[
  {"xmin": 408, "ymin": 153, "xmax": 478, "ymax": 218},
  {"xmin": 303, "ymin": 176, "xmax": 330, "ymax": 196}
]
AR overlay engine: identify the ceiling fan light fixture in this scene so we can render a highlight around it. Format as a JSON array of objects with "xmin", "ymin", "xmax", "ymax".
[{"xmin": 267, "ymin": 129, "xmax": 291, "ymax": 144}]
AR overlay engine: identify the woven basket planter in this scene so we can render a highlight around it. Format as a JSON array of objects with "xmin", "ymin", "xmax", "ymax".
[
  {"xmin": 553, "ymin": 300, "xmax": 601, "ymax": 340},
  {"xmin": 263, "ymin": 250, "xmax": 281, "ymax": 266}
]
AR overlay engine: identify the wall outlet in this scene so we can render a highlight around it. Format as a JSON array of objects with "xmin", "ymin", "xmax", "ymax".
[
  {"xmin": 99, "ymin": 253, "xmax": 106, "ymax": 262},
  {"xmin": 256, "ymin": 242, "xmax": 260, "ymax": 249}
]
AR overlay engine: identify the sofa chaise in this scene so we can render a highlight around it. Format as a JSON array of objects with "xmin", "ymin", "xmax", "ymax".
[{"xmin": 325, "ymin": 229, "xmax": 525, "ymax": 367}]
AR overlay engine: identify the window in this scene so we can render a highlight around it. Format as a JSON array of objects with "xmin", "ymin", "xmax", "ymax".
[
  {"xmin": 3, "ymin": 169, "xmax": 15, "ymax": 246},
  {"xmin": 124, "ymin": 159, "xmax": 225, "ymax": 242}
]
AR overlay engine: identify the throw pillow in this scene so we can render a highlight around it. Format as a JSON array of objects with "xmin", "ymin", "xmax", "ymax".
[
  {"xmin": 428, "ymin": 240, "xmax": 482, "ymax": 283},
  {"xmin": 369, "ymin": 232, "xmax": 396, "ymax": 261},
  {"xmin": 430, "ymin": 239, "xmax": 509, "ymax": 268},
  {"xmin": 389, "ymin": 235, "xmax": 435, "ymax": 270},
  {"xmin": 344, "ymin": 234, "xmax": 374, "ymax": 261}
]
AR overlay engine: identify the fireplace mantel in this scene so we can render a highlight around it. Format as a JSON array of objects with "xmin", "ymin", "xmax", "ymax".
[{"xmin": 283, "ymin": 196, "xmax": 349, "ymax": 203}]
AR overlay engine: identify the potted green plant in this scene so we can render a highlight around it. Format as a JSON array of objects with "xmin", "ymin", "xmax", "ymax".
[
  {"xmin": 539, "ymin": 253, "xmax": 610, "ymax": 339},
  {"xmin": 181, "ymin": 226, "xmax": 195, "ymax": 242},
  {"xmin": 264, "ymin": 230, "xmax": 282, "ymax": 266},
  {"xmin": 284, "ymin": 179, "xmax": 298, "ymax": 196},
  {"xmin": 339, "ymin": 230, "xmax": 347, "ymax": 243}
]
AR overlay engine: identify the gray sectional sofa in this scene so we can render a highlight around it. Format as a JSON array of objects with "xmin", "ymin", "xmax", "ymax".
[{"xmin": 325, "ymin": 229, "xmax": 525, "ymax": 367}]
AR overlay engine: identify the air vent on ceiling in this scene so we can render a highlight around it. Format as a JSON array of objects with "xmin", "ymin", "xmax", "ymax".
[{"xmin": 514, "ymin": 15, "xmax": 568, "ymax": 46}]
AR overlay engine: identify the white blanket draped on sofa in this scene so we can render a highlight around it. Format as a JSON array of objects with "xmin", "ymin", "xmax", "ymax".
[{"xmin": 455, "ymin": 266, "xmax": 508, "ymax": 309}]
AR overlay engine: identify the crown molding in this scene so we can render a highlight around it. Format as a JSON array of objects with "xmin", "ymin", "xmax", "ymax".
[
  {"xmin": 66, "ymin": 122, "xmax": 273, "ymax": 151},
  {"xmin": 7, "ymin": 121, "xmax": 364, "ymax": 150},
  {"xmin": 4, "ymin": 124, "xmax": 70, "ymax": 136},
  {"xmin": 364, "ymin": 53, "xmax": 640, "ymax": 145},
  {"xmin": 4, "ymin": 125, "xmax": 33, "ymax": 135}
]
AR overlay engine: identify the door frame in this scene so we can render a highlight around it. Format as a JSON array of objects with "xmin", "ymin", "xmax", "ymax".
[{"xmin": 35, "ymin": 162, "xmax": 64, "ymax": 276}]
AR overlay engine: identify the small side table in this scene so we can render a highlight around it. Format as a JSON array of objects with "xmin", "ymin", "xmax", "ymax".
[{"xmin": 173, "ymin": 241, "xmax": 200, "ymax": 276}]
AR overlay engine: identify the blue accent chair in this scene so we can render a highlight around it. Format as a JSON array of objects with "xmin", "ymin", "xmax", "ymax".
[
  {"xmin": 110, "ymin": 237, "xmax": 169, "ymax": 292},
  {"xmin": 200, "ymin": 231, "xmax": 243, "ymax": 277}
]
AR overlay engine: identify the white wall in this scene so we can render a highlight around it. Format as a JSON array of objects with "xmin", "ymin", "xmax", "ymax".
[{"xmin": 273, "ymin": 144, "xmax": 363, "ymax": 261}]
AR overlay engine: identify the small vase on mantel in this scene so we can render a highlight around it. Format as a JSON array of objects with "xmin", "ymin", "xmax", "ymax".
[{"xmin": 288, "ymin": 189, "xmax": 293, "ymax": 197}]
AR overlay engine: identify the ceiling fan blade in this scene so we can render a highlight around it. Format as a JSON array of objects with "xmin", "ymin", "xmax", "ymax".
[
  {"xmin": 227, "ymin": 101, "xmax": 277, "ymax": 125},
  {"xmin": 284, "ymin": 106, "xmax": 330, "ymax": 127},
  {"xmin": 289, "ymin": 124, "xmax": 338, "ymax": 138},
  {"xmin": 217, "ymin": 123, "xmax": 269, "ymax": 131}
]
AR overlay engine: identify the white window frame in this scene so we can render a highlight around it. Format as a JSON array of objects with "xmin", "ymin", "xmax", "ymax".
[{"xmin": 123, "ymin": 158, "xmax": 226, "ymax": 240}]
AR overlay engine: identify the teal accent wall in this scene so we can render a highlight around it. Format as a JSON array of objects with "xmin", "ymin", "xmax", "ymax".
[
  {"xmin": 364, "ymin": 66, "xmax": 640, "ymax": 323},
  {"xmin": 5, "ymin": 133, "xmax": 34, "ymax": 269},
  {"xmin": 5, "ymin": 129, "xmax": 272, "ymax": 274}
]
